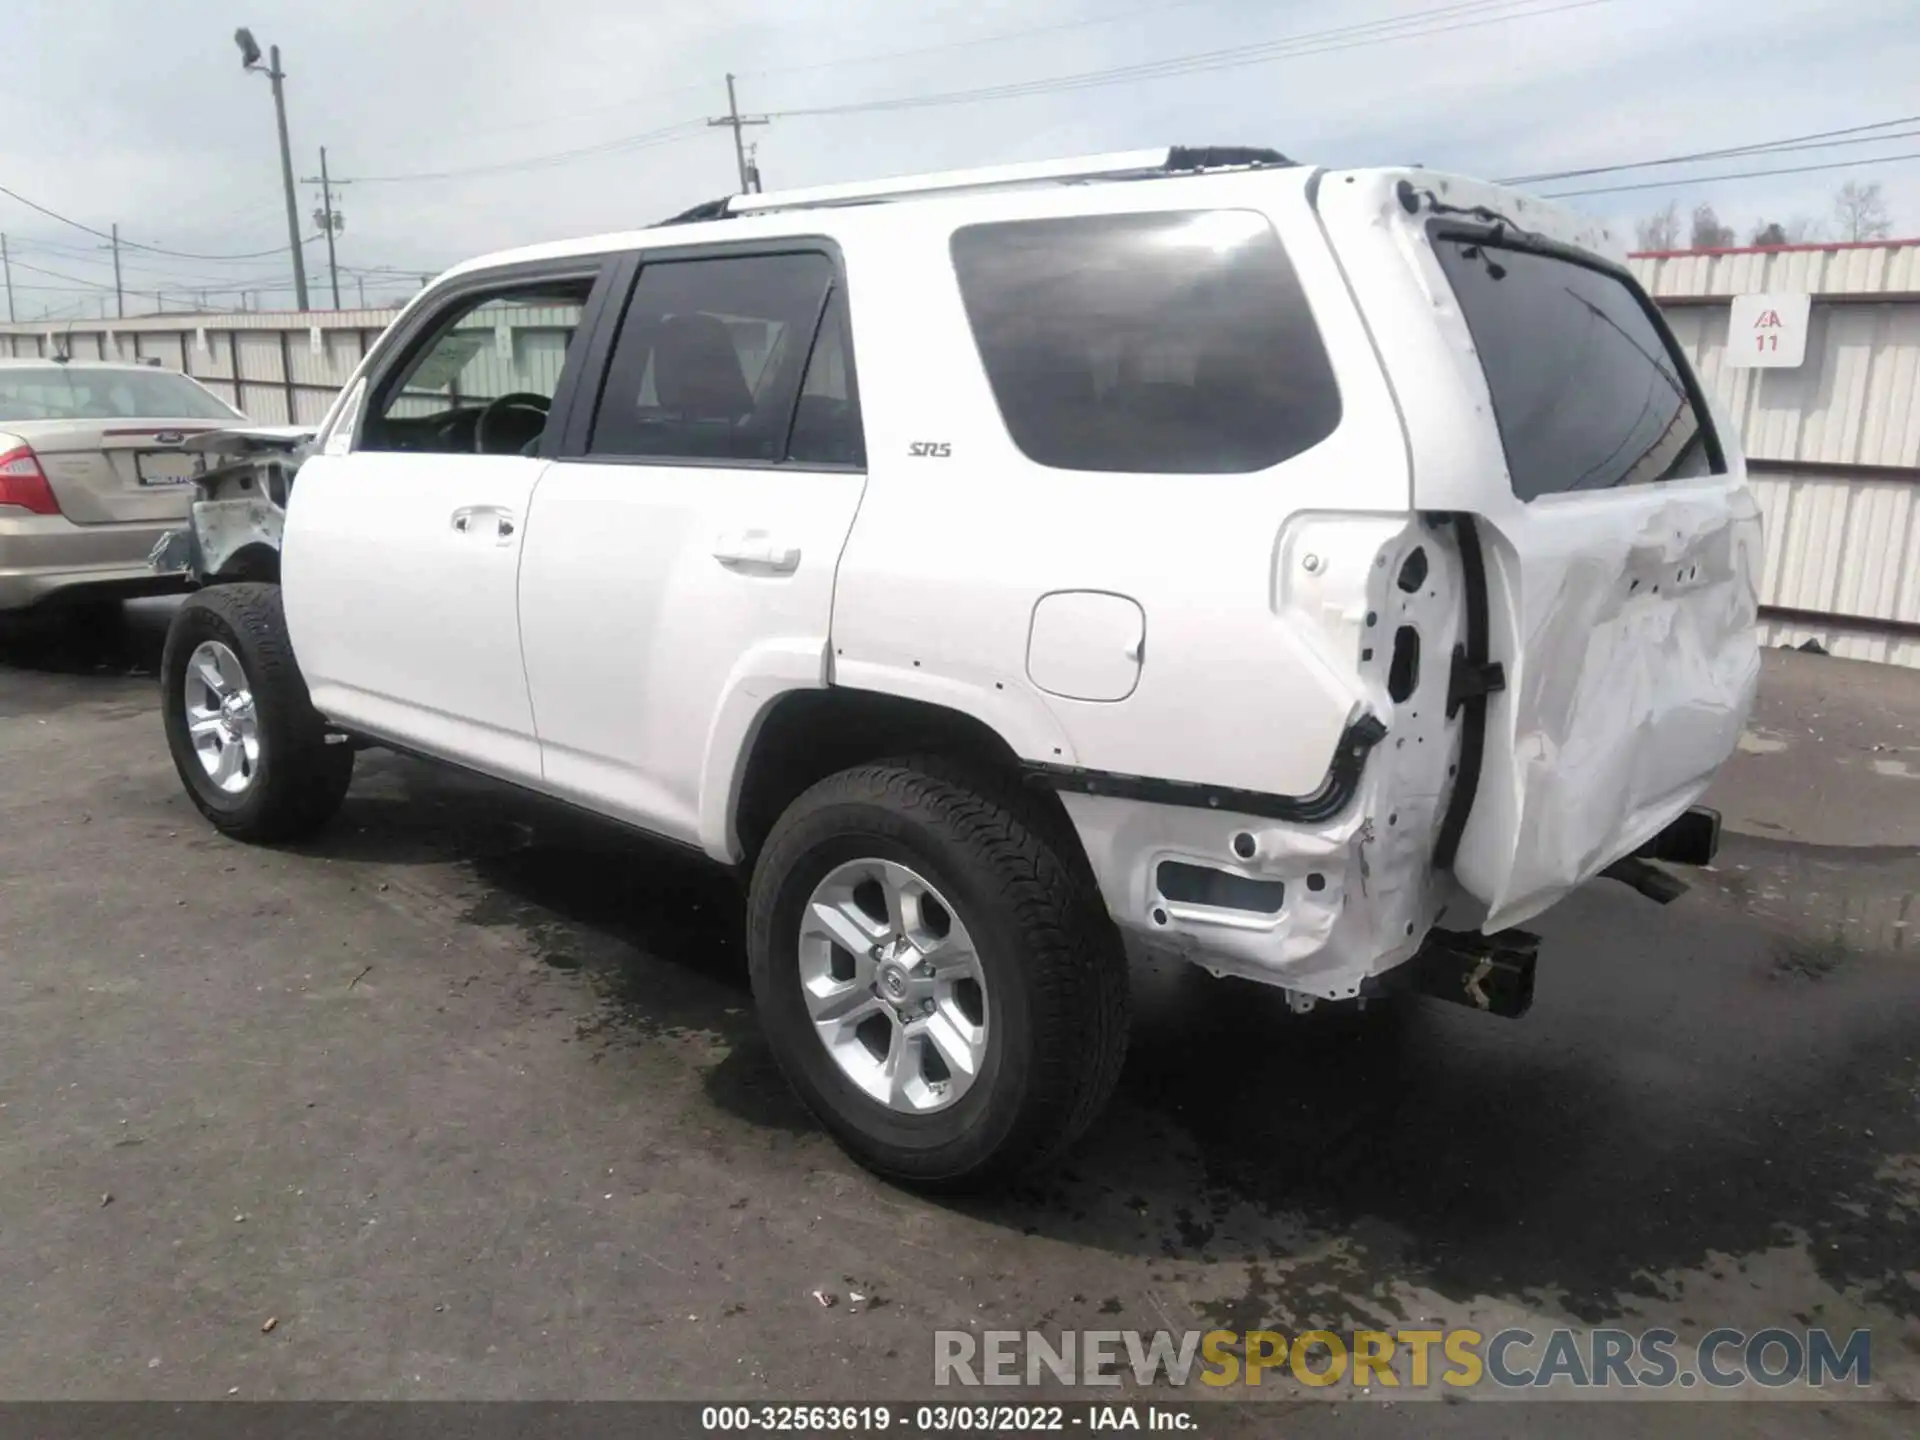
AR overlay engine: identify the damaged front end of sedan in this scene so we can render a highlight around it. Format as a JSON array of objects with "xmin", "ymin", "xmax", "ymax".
[{"xmin": 146, "ymin": 426, "xmax": 313, "ymax": 586}]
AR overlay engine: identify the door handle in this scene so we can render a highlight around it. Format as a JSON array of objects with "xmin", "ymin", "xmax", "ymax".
[
  {"xmin": 451, "ymin": 506, "xmax": 517, "ymax": 544},
  {"xmin": 712, "ymin": 531, "xmax": 801, "ymax": 574}
]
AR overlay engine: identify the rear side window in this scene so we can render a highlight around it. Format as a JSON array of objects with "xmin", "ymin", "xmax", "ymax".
[
  {"xmin": 590, "ymin": 253, "xmax": 838, "ymax": 463},
  {"xmin": 1433, "ymin": 237, "xmax": 1719, "ymax": 500},
  {"xmin": 950, "ymin": 211, "xmax": 1342, "ymax": 474},
  {"xmin": 786, "ymin": 287, "xmax": 864, "ymax": 468}
]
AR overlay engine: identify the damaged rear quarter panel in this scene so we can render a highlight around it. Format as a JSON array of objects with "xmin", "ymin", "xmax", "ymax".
[{"xmin": 1066, "ymin": 513, "xmax": 1471, "ymax": 1001}]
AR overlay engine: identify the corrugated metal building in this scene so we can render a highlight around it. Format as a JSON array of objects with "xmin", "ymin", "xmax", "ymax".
[
  {"xmin": 1631, "ymin": 239, "xmax": 1920, "ymax": 668},
  {"xmin": 5, "ymin": 238, "xmax": 1917, "ymax": 666}
]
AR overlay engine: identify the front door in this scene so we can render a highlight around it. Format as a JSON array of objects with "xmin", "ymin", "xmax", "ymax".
[
  {"xmin": 282, "ymin": 265, "xmax": 607, "ymax": 781},
  {"xmin": 518, "ymin": 248, "xmax": 868, "ymax": 853}
]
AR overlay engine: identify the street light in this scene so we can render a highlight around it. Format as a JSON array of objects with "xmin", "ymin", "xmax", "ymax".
[{"xmin": 234, "ymin": 26, "xmax": 310, "ymax": 311}]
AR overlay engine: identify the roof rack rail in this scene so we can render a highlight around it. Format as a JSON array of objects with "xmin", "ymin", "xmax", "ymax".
[{"xmin": 652, "ymin": 145, "xmax": 1292, "ymax": 226}]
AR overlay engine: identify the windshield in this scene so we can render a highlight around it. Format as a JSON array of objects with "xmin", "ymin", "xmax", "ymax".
[
  {"xmin": 0, "ymin": 367, "xmax": 240, "ymax": 423},
  {"xmin": 1431, "ymin": 235, "xmax": 1719, "ymax": 500}
]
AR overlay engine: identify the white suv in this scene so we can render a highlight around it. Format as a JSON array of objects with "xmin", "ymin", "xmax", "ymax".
[{"xmin": 155, "ymin": 147, "xmax": 1761, "ymax": 1188}]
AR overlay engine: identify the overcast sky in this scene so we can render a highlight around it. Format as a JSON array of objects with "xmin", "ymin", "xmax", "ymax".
[{"xmin": 2, "ymin": 0, "xmax": 1915, "ymax": 317}]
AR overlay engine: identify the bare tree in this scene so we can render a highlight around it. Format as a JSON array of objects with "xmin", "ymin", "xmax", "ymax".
[
  {"xmin": 1749, "ymin": 216, "xmax": 1824, "ymax": 246},
  {"xmin": 1833, "ymin": 181, "xmax": 1892, "ymax": 241},
  {"xmin": 1634, "ymin": 201, "xmax": 1681, "ymax": 251},
  {"xmin": 1690, "ymin": 203, "xmax": 1736, "ymax": 249}
]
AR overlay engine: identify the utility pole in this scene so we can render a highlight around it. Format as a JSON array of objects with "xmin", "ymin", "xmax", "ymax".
[
  {"xmin": 236, "ymin": 30, "xmax": 310, "ymax": 310},
  {"xmin": 356, "ymin": 274, "xmax": 366, "ymax": 308},
  {"xmin": 300, "ymin": 146, "xmax": 347, "ymax": 309},
  {"xmin": 267, "ymin": 47, "xmax": 309, "ymax": 310},
  {"xmin": 110, "ymin": 223, "xmax": 124, "ymax": 318},
  {"xmin": 707, "ymin": 73, "xmax": 768, "ymax": 193},
  {"xmin": 1, "ymin": 234, "xmax": 13, "ymax": 323}
]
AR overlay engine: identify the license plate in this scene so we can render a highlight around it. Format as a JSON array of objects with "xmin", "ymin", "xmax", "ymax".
[{"xmin": 136, "ymin": 451, "xmax": 202, "ymax": 486}]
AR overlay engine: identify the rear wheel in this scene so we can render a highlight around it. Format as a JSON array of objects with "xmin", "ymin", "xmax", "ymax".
[
  {"xmin": 747, "ymin": 758, "xmax": 1128, "ymax": 1189},
  {"xmin": 160, "ymin": 583, "xmax": 352, "ymax": 842}
]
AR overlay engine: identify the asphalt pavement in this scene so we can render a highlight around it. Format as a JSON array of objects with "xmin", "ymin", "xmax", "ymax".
[{"xmin": 0, "ymin": 602, "xmax": 1915, "ymax": 1435}]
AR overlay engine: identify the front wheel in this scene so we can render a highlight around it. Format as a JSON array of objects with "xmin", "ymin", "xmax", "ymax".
[
  {"xmin": 160, "ymin": 583, "xmax": 352, "ymax": 842},
  {"xmin": 747, "ymin": 758, "xmax": 1129, "ymax": 1189}
]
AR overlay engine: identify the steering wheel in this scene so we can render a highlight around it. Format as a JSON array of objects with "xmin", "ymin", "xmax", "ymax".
[{"xmin": 473, "ymin": 392, "xmax": 551, "ymax": 455}]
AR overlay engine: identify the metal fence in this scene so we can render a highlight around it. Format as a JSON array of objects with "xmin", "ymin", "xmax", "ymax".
[{"xmin": 1631, "ymin": 239, "xmax": 1920, "ymax": 669}]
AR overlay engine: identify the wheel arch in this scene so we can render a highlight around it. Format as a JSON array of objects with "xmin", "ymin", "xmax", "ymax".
[
  {"xmin": 720, "ymin": 684, "xmax": 1083, "ymax": 871},
  {"xmin": 209, "ymin": 541, "xmax": 282, "ymax": 585}
]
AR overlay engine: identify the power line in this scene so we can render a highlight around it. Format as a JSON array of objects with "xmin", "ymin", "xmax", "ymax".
[
  {"xmin": 254, "ymin": 2, "xmax": 1601, "ymax": 191},
  {"xmin": 1500, "ymin": 115, "xmax": 1920, "ymax": 184},
  {"xmin": 765, "ymin": 0, "xmax": 1615, "ymax": 117},
  {"xmin": 406, "ymin": 80, "xmax": 717, "ymax": 149},
  {"xmin": 0, "ymin": 183, "xmax": 306, "ymax": 260},
  {"xmin": 5, "ymin": 257, "xmax": 119, "ymax": 291},
  {"xmin": 1542, "ymin": 151, "xmax": 1920, "ymax": 198},
  {"xmin": 3, "ymin": 245, "xmax": 337, "ymax": 302},
  {"xmin": 340, "ymin": 119, "xmax": 706, "ymax": 184},
  {"xmin": 328, "ymin": 0, "xmax": 1221, "ymax": 149},
  {"xmin": 4, "ymin": 235, "xmax": 314, "ymax": 291}
]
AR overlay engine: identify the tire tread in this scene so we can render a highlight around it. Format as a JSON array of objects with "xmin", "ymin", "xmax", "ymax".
[{"xmin": 160, "ymin": 583, "xmax": 351, "ymax": 842}]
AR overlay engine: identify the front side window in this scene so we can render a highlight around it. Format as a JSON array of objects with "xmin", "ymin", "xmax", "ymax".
[
  {"xmin": 590, "ymin": 252, "xmax": 843, "ymax": 463},
  {"xmin": 361, "ymin": 280, "xmax": 593, "ymax": 456},
  {"xmin": 950, "ymin": 210, "xmax": 1343, "ymax": 474},
  {"xmin": 1432, "ymin": 236, "xmax": 1719, "ymax": 500}
]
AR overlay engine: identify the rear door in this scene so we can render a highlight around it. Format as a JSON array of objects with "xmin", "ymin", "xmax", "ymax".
[
  {"xmin": 1314, "ymin": 172, "xmax": 1762, "ymax": 932},
  {"xmin": 0, "ymin": 367, "xmax": 239, "ymax": 523},
  {"xmin": 518, "ymin": 243, "xmax": 867, "ymax": 854}
]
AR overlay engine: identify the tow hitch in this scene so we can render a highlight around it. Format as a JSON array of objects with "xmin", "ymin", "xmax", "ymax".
[
  {"xmin": 1416, "ymin": 928, "xmax": 1539, "ymax": 1018},
  {"xmin": 1602, "ymin": 805, "xmax": 1722, "ymax": 905},
  {"xmin": 1367, "ymin": 927, "xmax": 1540, "ymax": 1019},
  {"xmin": 1633, "ymin": 805, "xmax": 1720, "ymax": 866}
]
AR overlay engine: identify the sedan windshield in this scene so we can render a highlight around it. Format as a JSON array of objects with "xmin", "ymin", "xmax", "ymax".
[{"xmin": 0, "ymin": 367, "xmax": 240, "ymax": 423}]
